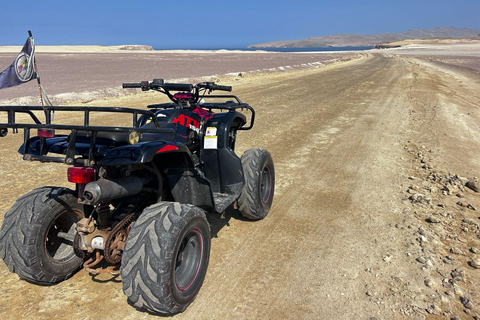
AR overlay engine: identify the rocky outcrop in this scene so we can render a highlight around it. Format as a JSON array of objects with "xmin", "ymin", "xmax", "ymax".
[
  {"xmin": 118, "ymin": 45, "xmax": 154, "ymax": 51},
  {"xmin": 249, "ymin": 27, "xmax": 480, "ymax": 48}
]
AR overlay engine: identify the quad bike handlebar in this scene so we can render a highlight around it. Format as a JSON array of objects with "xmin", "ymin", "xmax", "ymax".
[
  {"xmin": 122, "ymin": 79, "xmax": 233, "ymax": 108},
  {"xmin": 122, "ymin": 80, "xmax": 193, "ymax": 92},
  {"xmin": 122, "ymin": 79, "xmax": 231, "ymax": 92}
]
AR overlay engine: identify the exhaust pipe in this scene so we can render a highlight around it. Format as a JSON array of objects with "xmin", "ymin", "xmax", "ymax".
[{"xmin": 83, "ymin": 176, "xmax": 146, "ymax": 204}]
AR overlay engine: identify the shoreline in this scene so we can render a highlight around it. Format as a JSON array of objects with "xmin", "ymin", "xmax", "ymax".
[
  {"xmin": 1, "ymin": 41, "xmax": 479, "ymax": 54},
  {"xmin": 0, "ymin": 45, "xmax": 371, "ymax": 54}
]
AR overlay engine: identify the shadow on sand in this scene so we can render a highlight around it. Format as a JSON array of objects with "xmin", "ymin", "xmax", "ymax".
[{"xmin": 206, "ymin": 206, "xmax": 252, "ymax": 239}]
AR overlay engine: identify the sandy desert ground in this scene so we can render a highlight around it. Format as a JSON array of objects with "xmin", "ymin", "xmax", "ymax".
[
  {"xmin": 373, "ymin": 42, "xmax": 480, "ymax": 76},
  {"xmin": 0, "ymin": 47, "xmax": 356, "ymax": 105},
  {"xmin": 0, "ymin": 44, "xmax": 480, "ymax": 319}
]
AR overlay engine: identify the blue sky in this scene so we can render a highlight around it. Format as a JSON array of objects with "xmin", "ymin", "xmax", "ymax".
[{"xmin": 0, "ymin": 0, "xmax": 479, "ymax": 48}]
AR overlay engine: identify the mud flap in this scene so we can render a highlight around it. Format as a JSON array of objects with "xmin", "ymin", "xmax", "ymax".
[{"xmin": 166, "ymin": 171, "xmax": 215, "ymax": 212}]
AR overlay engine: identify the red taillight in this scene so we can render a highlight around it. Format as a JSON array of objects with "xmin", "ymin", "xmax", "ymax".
[
  {"xmin": 156, "ymin": 145, "xmax": 179, "ymax": 153},
  {"xmin": 67, "ymin": 167, "xmax": 96, "ymax": 184},
  {"xmin": 37, "ymin": 128, "xmax": 55, "ymax": 138}
]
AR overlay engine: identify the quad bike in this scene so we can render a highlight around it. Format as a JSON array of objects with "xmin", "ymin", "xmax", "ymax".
[{"xmin": 0, "ymin": 79, "xmax": 274, "ymax": 314}]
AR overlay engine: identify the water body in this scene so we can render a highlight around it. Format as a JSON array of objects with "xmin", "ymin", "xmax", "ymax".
[{"xmin": 154, "ymin": 46, "xmax": 374, "ymax": 52}]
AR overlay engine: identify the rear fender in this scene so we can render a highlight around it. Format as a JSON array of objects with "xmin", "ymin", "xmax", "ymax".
[
  {"xmin": 99, "ymin": 141, "xmax": 215, "ymax": 211},
  {"xmin": 201, "ymin": 111, "xmax": 246, "ymax": 194},
  {"xmin": 152, "ymin": 153, "xmax": 215, "ymax": 211}
]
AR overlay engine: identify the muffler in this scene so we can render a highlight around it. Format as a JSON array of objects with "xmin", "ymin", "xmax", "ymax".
[{"xmin": 83, "ymin": 176, "xmax": 146, "ymax": 204}]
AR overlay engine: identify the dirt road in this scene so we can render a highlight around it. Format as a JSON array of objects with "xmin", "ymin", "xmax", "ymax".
[{"xmin": 1, "ymin": 53, "xmax": 480, "ymax": 319}]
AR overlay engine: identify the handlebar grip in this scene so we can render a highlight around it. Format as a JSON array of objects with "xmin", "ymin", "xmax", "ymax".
[
  {"xmin": 198, "ymin": 82, "xmax": 232, "ymax": 92},
  {"xmin": 122, "ymin": 83, "xmax": 142, "ymax": 88},
  {"xmin": 214, "ymin": 85, "xmax": 232, "ymax": 92},
  {"xmin": 163, "ymin": 83, "xmax": 193, "ymax": 92}
]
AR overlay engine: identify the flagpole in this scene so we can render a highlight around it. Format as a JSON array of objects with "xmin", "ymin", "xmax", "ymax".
[
  {"xmin": 33, "ymin": 58, "xmax": 45, "ymax": 109},
  {"xmin": 29, "ymin": 31, "xmax": 44, "ymax": 109},
  {"xmin": 28, "ymin": 31, "xmax": 52, "ymax": 124}
]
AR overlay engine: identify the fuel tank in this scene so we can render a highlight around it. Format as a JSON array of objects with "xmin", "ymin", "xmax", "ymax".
[{"xmin": 140, "ymin": 109, "xmax": 203, "ymax": 144}]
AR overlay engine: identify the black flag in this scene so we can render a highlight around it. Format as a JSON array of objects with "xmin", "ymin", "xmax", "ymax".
[{"xmin": 0, "ymin": 34, "xmax": 37, "ymax": 89}]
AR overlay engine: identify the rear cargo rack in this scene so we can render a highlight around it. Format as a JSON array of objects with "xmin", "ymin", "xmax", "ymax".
[{"xmin": 0, "ymin": 106, "xmax": 174, "ymax": 166}]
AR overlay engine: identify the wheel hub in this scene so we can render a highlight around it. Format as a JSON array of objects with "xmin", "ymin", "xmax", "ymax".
[
  {"xmin": 260, "ymin": 165, "xmax": 272, "ymax": 203},
  {"xmin": 175, "ymin": 229, "xmax": 203, "ymax": 290}
]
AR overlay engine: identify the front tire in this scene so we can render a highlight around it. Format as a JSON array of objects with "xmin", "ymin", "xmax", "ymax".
[
  {"xmin": 120, "ymin": 202, "xmax": 211, "ymax": 315},
  {"xmin": 237, "ymin": 148, "xmax": 275, "ymax": 219},
  {"xmin": 0, "ymin": 187, "xmax": 84, "ymax": 284}
]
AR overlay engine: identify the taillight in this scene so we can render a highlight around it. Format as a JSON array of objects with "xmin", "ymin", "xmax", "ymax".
[
  {"xmin": 67, "ymin": 167, "xmax": 96, "ymax": 184},
  {"xmin": 37, "ymin": 128, "xmax": 55, "ymax": 138}
]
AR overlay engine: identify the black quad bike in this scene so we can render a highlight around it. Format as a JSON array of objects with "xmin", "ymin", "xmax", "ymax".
[{"xmin": 0, "ymin": 79, "xmax": 274, "ymax": 314}]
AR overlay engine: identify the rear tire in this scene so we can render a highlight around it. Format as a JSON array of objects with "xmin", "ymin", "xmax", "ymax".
[
  {"xmin": 120, "ymin": 202, "xmax": 210, "ymax": 315},
  {"xmin": 0, "ymin": 187, "xmax": 84, "ymax": 284},
  {"xmin": 237, "ymin": 148, "xmax": 275, "ymax": 219}
]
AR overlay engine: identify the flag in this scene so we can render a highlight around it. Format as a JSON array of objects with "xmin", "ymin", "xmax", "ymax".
[{"xmin": 0, "ymin": 34, "xmax": 37, "ymax": 89}]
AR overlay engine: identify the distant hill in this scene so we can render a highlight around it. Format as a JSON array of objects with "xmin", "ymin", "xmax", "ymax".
[{"xmin": 248, "ymin": 27, "xmax": 480, "ymax": 48}]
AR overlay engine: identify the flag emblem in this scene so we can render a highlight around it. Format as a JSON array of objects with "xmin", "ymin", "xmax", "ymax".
[{"xmin": 15, "ymin": 51, "xmax": 34, "ymax": 82}]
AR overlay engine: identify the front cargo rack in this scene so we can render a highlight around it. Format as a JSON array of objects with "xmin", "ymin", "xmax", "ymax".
[
  {"xmin": 147, "ymin": 95, "xmax": 256, "ymax": 130},
  {"xmin": 0, "ymin": 106, "xmax": 174, "ymax": 166}
]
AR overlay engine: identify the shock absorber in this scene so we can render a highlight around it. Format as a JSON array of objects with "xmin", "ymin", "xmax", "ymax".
[{"xmin": 96, "ymin": 202, "xmax": 110, "ymax": 229}]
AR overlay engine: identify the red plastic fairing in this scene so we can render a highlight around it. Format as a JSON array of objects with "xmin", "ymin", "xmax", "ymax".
[
  {"xmin": 156, "ymin": 145, "xmax": 179, "ymax": 153},
  {"xmin": 173, "ymin": 92, "xmax": 194, "ymax": 99},
  {"xmin": 192, "ymin": 106, "xmax": 215, "ymax": 120}
]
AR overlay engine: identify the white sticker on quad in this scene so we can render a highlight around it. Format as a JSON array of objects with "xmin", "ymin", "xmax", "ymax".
[
  {"xmin": 206, "ymin": 127, "xmax": 217, "ymax": 136},
  {"xmin": 204, "ymin": 136, "xmax": 218, "ymax": 149}
]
